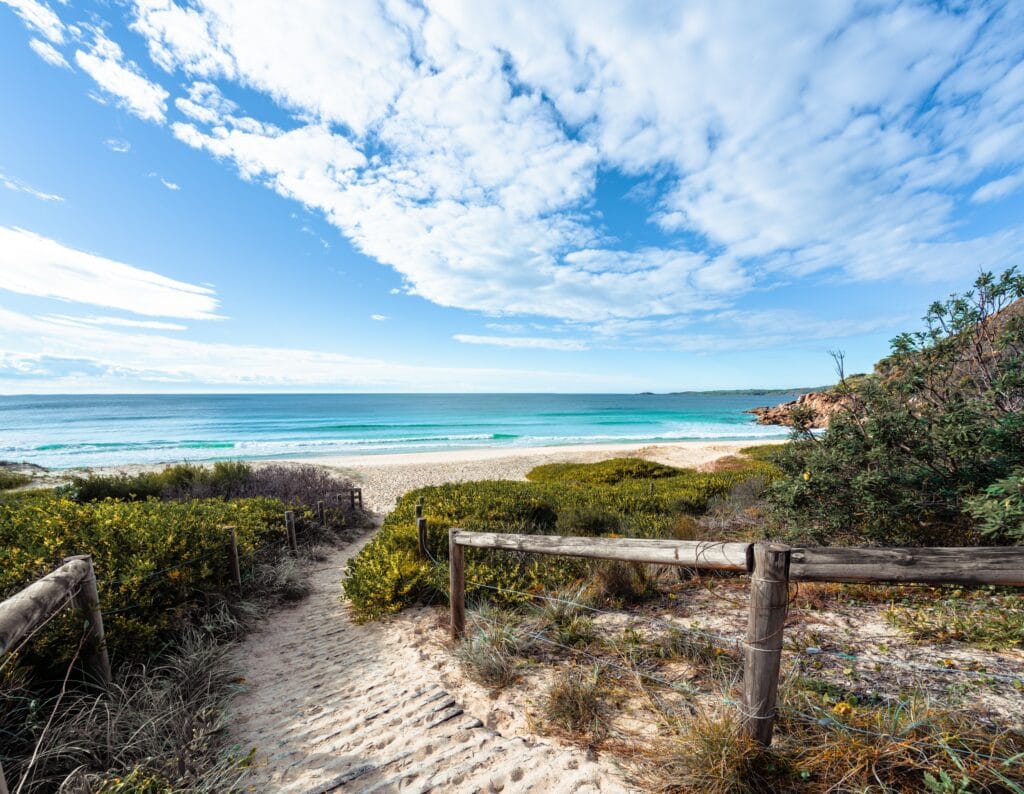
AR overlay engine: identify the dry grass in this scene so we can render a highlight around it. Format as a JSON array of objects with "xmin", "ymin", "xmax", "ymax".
[
  {"xmin": 456, "ymin": 605, "xmax": 533, "ymax": 688},
  {"xmin": 544, "ymin": 664, "xmax": 610, "ymax": 739}
]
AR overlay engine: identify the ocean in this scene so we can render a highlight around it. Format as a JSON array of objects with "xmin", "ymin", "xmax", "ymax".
[{"xmin": 0, "ymin": 393, "xmax": 795, "ymax": 469}]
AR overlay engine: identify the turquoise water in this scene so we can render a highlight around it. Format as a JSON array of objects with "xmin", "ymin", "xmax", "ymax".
[{"xmin": 0, "ymin": 393, "xmax": 794, "ymax": 469}]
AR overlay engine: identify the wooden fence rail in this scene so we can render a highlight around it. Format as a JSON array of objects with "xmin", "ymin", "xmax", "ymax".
[{"xmin": 447, "ymin": 529, "xmax": 1024, "ymax": 746}]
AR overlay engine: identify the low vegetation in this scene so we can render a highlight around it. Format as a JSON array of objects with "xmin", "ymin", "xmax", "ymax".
[
  {"xmin": 0, "ymin": 460, "xmax": 362, "ymax": 792},
  {"xmin": 0, "ymin": 470, "xmax": 31, "ymax": 491},
  {"xmin": 342, "ymin": 456, "xmax": 779, "ymax": 621}
]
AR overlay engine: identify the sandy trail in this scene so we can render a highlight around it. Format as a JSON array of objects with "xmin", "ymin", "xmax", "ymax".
[{"xmin": 226, "ymin": 532, "xmax": 631, "ymax": 793}]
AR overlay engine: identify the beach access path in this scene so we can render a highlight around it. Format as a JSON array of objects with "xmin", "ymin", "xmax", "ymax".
[
  {"xmin": 223, "ymin": 442, "xmax": 770, "ymax": 791},
  {"xmin": 225, "ymin": 530, "xmax": 630, "ymax": 793}
]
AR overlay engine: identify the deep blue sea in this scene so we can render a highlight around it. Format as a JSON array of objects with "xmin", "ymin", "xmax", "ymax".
[{"xmin": 0, "ymin": 393, "xmax": 795, "ymax": 469}]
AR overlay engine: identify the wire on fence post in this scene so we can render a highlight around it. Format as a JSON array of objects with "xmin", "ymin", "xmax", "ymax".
[
  {"xmin": 61, "ymin": 554, "xmax": 112, "ymax": 689},
  {"xmin": 741, "ymin": 542, "xmax": 790, "ymax": 747},
  {"xmin": 449, "ymin": 528, "xmax": 465, "ymax": 641},
  {"xmin": 285, "ymin": 511, "xmax": 297, "ymax": 553}
]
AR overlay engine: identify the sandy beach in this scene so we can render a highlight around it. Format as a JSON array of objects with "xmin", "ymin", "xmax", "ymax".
[{"xmin": 304, "ymin": 439, "xmax": 776, "ymax": 513}]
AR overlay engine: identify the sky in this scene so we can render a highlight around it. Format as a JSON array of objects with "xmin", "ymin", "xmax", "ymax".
[{"xmin": 0, "ymin": 0, "xmax": 1022, "ymax": 394}]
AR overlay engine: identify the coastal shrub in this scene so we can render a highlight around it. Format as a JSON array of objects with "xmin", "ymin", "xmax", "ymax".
[
  {"xmin": 343, "ymin": 457, "xmax": 778, "ymax": 620},
  {"xmin": 0, "ymin": 491, "xmax": 287, "ymax": 667},
  {"xmin": 0, "ymin": 470, "xmax": 32, "ymax": 491},
  {"xmin": 768, "ymin": 268, "xmax": 1024, "ymax": 545},
  {"xmin": 64, "ymin": 461, "xmax": 362, "ymax": 522},
  {"xmin": 965, "ymin": 467, "xmax": 1024, "ymax": 543},
  {"xmin": 543, "ymin": 665, "xmax": 609, "ymax": 737}
]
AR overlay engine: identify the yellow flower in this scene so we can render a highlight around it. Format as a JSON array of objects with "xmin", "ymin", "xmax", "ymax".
[
  {"xmin": 803, "ymin": 471, "xmax": 811, "ymax": 481},
  {"xmin": 832, "ymin": 702, "xmax": 854, "ymax": 717}
]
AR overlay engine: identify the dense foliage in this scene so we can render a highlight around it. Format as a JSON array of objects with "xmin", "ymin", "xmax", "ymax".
[
  {"xmin": 0, "ymin": 492, "xmax": 287, "ymax": 665},
  {"xmin": 768, "ymin": 269, "xmax": 1024, "ymax": 545},
  {"xmin": 342, "ymin": 457, "xmax": 778, "ymax": 620}
]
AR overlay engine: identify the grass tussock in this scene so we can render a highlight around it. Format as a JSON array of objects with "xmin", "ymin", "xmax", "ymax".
[
  {"xmin": 456, "ymin": 606, "xmax": 533, "ymax": 688},
  {"xmin": 4, "ymin": 629, "xmax": 250, "ymax": 793},
  {"xmin": 544, "ymin": 665, "xmax": 609, "ymax": 739}
]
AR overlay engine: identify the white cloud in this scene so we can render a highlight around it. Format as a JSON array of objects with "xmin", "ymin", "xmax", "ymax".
[
  {"xmin": 28, "ymin": 37, "xmax": 69, "ymax": 68},
  {"xmin": 972, "ymin": 170, "xmax": 1024, "ymax": 203},
  {"xmin": 119, "ymin": 0, "xmax": 1024, "ymax": 328},
  {"xmin": 160, "ymin": 177, "xmax": 180, "ymax": 190},
  {"xmin": 370, "ymin": 314, "xmax": 388, "ymax": 321},
  {"xmin": 0, "ymin": 308, "xmax": 622, "ymax": 391},
  {"xmin": 0, "ymin": 170, "xmax": 63, "ymax": 201},
  {"xmin": 0, "ymin": 226, "xmax": 221, "ymax": 319},
  {"xmin": 46, "ymin": 315, "xmax": 189, "ymax": 331},
  {"xmin": 453, "ymin": 334, "xmax": 588, "ymax": 351},
  {"xmin": 105, "ymin": 138, "xmax": 131, "ymax": 153},
  {"xmin": 0, "ymin": 0, "xmax": 64, "ymax": 44},
  {"xmin": 74, "ymin": 28, "xmax": 169, "ymax": 123}
]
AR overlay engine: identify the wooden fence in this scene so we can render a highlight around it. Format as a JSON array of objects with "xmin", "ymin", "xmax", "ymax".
[
  {"xmin": 447, "ymin": 529, "xmax": 1024, "ymax": 746},
  {"xmin": 0, "ymin": 490, "xmax": 367, "ymax": 793}
]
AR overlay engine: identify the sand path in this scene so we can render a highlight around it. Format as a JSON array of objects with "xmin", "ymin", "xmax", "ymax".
[{"xmin": 226, "ymin": 532, "xmax": 631, "ymax": 793}]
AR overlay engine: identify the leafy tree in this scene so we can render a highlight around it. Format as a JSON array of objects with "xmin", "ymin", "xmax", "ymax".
[{"xmin": 768, "ymin": 268, "xmax": 1024, "ymax": 545}]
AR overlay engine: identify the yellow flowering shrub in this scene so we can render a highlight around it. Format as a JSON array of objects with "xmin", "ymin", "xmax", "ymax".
[
  {"xmin": 343, "ymin": 457, "xmax": 778, "ymax": 621},
  {"xmin": 0, "ymin": 492, "xmax": 287, "ymax": 666}
]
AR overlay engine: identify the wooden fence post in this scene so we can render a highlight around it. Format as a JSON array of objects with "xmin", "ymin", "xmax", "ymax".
[
  {"xmin": 415, "ymin": 501, "xmax": 423, "ymax": 519},
  {"xmin": 285, "ymin": 510, "xmax": 297, "ymax": 553},
  {"xmin": 449, "ymin": 529, "xmax": 465, "ymax": 641},
  {"xmin": 62, "ymin": 555, "xmax": 112, "ymax": 689},
  {"xmin": 741, "ymin": 543, "xmax": 790, "ymax": 746},
  {"xmin": 226, "ymin": 526, "xmax": 242, "ymax": 592},
  {"xmin": 417, "ymin": 517, "xmax": 428, "ymax": 559},
  {"xmin": 348, "ymin": 489, "xmax": 356, "ymax": 511},
  {"xmin": 356, "ymin": 488, "xmax": 363, "ymax": 511},
  {"xmin": 316, "ymin": 500, "xmax": 326, "ymax": 528}
]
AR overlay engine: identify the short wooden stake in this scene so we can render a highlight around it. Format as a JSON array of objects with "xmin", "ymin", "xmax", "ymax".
[
  {"xmin": 285, "ymin": 510, "xmax": 297, "ymax": 553},
  {"xmin": 741, "ymin": 543, "xmax": 790, "ymax": 746},
  {"xmin": 348, "ymin": 489, "xmax": 356, "ymax": 511},
  {"xmin": 316, "ymin": 499, "xmax": 326, "ymax": 527},
  {"xmin": 449, "ymin": 528, "xmax": 465, "ymax": 641},
  {"xmin": 356, "ymin": 488, "xmax": 363, "ymax": 510},
  {"xmin": 415, "ymin": 502, "xmax": 423, "ymax": 519},
  {"xmin": 62, "ymin": 555, "xmax": 112, "ymax": 689},
  {"xmin": 227, "ymin": 526, "xmax": 242, "ymax": 592},
  {"xmin": 417, "ymin": 517, "xmax": 428, "ymax": 559}
]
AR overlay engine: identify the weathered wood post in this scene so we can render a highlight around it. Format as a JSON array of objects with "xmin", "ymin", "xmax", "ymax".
[
  {"xmin": 285, "ymin": 510, "xmax": 297, "ymax": 553},
  {"xmin": 417, "ymin": 517, "xmax": 428, "ymax": 559},
  {"xmin": 415, "ymin": 501, "xmax": 423, "ymax": 519},
  {"xmin": 62, "ymin": 555, "xmax": 112, "ymax": 689},
  {"xmin": 316, "ymin": 500, "xmax": 326, "ymax": 528},
  {"xmin": 356, "ymin": 488, "xmax": 363, "ymax": 510},
  {"xmin": 741, "ymin": 543, "xmax": 790, "ymax": 746},
  {"xmin": 348, "ymin": 489, "xmax": 356, "ymax": 511},
  {"xmin": 449, "ymin": 528, "xmax": 465, "ymax": 641},
  {"xmin": 226, "ymin": 526, "xmax": 242, "ymax": 592}
]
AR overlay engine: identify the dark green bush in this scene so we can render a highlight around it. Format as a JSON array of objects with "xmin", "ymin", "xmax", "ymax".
[
  {"xmin": 768, "ymin": 269, "xmax": 1024, "ymax": 546},
  {"xmin": 965, "ymin": 467, "xmax": 1024, "ymax": 543}
]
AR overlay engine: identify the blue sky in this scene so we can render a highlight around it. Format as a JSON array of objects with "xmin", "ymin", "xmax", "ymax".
[{"xmin": 0, "ymin": 0, "xmax": 1022, "ymax": 393}]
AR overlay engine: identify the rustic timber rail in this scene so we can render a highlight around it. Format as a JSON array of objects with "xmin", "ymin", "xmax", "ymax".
[
  {"xmin": 0, "ymin": 555, "xmax": 111, "ymax": 794},
  {"xmin": 447, "ymin": 529, "xmax": 1024, "ymax": 747}
]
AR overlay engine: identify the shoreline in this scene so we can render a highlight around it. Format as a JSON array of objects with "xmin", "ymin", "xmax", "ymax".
[{"xmin": 25, "ymin": 438, "xmax": 783, "ymax": 514}]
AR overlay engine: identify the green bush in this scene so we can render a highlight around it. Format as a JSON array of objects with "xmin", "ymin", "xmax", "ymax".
[
  {"xmin": 0, "ymin": 492, "xmax": 287, "ymax": 667},
  {"xmin": 965, "ymin": 467, "xmax": 1024, "ymax": 543},
  {"xmin": 0, "ymin": 471, "xmax": 32, "ymax": 491},
  {"xmin": 342, "ymin": 457, "xmax": 778, "ymax": 621},
  {"xmin": 767, "ymin": 269, "xmax": 1024, "ymax": 546}
]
